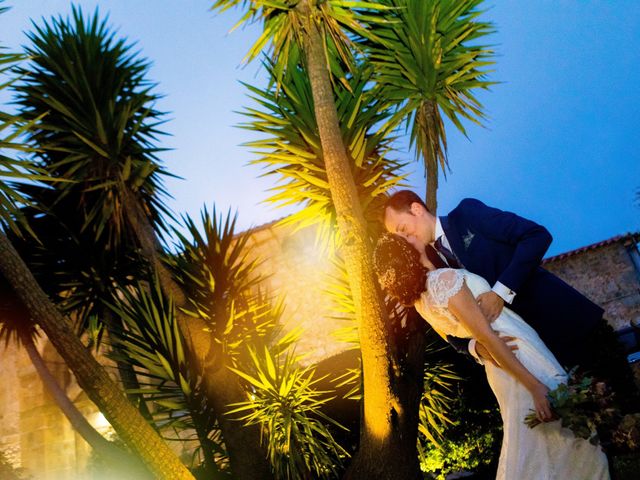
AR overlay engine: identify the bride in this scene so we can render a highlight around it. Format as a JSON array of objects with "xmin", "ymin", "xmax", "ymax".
[{"xmin": 373, "ymin": 232, "xmax": 610, "ymax": 480}]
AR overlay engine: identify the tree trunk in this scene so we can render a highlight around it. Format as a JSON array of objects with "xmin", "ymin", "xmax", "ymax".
[
  {"xmin": 0, "ymin": 232, "xmax": 195, "ymax": 480},
  {"xmin": 418, "ymin": 101, "xmax": 440, "ymax": 214},
  {"xmin": 426, "ymin": 158, "xmax": 438, "ymax": 215},
  {"xmin": 124, "ymin": 194, "xmax": 272, "ymax": 480},
  {"xmin": 297, "ymin": 2, "xmax": 425, "ymax": 478}
]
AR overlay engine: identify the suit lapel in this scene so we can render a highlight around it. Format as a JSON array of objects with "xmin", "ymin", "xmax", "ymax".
[{"xmin": 439, "ymin": 215, "xmax": 468, "ymax": 267}]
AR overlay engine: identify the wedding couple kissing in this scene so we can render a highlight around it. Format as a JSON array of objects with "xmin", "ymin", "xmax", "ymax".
[{"xmin": 374, "ymin": 190, "xmax": 637, "ymax": 479}]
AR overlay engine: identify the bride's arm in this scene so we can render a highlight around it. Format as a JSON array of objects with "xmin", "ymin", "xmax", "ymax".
[{"xmin": 447, "ymin": 281, "xmax": 552, "ymax": 422}]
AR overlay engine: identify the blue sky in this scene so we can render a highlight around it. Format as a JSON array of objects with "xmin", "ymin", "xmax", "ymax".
[{"xmin": 1, "ymin": 1, "xmax": 639, "ymax": 256}]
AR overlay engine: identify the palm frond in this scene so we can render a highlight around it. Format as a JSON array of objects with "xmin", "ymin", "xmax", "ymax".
[
  {"xmin": 0, "ymin": 10, "xmax": 48, "ymax": 235},
  {"xmin": 12, "ymin": 6, "xmax": 174, "ymax": 247},
  {"xmin": 210, "ymin": 0, "xmax": 392, "ymax": 84},
  {"xmin": 228, "ymin": 342, "xmax": 349, "ymax": 478},
  {"xmin": 363, "ymin": 0, "xmax": 496, "ymax": 204},
  {"xmin": 241, "ymin": 56, "xmax": 406, "ymax": 251}
]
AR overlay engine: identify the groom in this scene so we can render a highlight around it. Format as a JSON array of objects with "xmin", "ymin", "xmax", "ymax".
[{"xmin": 383, "ymin": 190, "xmax": 636, "ymax": 405}]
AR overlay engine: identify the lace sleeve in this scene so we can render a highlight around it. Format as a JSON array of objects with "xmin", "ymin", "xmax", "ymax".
[{"xmin": 426, "ymin": 269, "xmax": 466, "ymax": 308}]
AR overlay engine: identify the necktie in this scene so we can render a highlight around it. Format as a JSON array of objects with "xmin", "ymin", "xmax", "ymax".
[
  {"xmin": 425, "ymin": 245, "xmax": 447, "ymax": 269},
  {"xmin": 434, "ymin": 237, "xmax": 461, "ymax": 268}
]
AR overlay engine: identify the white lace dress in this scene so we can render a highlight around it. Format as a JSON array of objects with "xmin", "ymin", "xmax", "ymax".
[{"xmin": 415, "ymin": 268, "xmax": 610, "ymax": 480}]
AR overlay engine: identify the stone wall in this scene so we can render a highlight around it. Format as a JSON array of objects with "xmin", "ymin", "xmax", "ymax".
[
  {"xmin": 0, "ymin": 335, "xmax": 106, "ymax": 480},
  {"xmin": 543, "ymin": 234, "xmax": 640, "ymax": 331},
  {"xmin": 242, "ymin": 221, "xmax": 351, "ymax": 364}
]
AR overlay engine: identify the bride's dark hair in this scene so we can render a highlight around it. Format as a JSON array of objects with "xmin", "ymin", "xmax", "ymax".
[{"xmin": 373, "ymin": 233, "xmax": 428, "ymax": 306}]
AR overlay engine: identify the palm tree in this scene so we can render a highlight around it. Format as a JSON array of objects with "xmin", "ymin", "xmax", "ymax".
[
  {"xmin": 0, "ymin": 4, "xmax": 193, "ymax": 478},
  {"xmin": 211, "ymin": 1, "xmax": 428, "ymax": 476},
  {"xmin": 365, "ymin": 0, "xmax": 495, "ymax": 212},
  {"xmin": 241, "ymin": 58, "xmax": 405, "ymax": 248},
  {"xmin": 12, "ymin": 7, "xmax": 268, "ymax": 477}
]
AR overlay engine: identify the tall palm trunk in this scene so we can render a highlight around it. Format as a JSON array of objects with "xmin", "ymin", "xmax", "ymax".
[
  {"xmin": 124, "ymin": 194, "xmax": 272, "ymax": 480},
  {"xmin": 298, "ymin": 2, "xmax": 424, "ymax": 478},
  {"xmin": 0, "ymin": 232, "xmax": 195, "ymax": 480},
  {"xmin": 418, "ymin": 101, "xmax": 441, "ymax": 214}
]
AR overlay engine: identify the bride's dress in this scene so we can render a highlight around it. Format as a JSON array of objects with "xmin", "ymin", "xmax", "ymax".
[{"xmin": 415, "ymin": 268, "xmax": 609, "ymax": 480}]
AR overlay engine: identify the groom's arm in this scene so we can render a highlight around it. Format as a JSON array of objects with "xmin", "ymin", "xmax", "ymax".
[
  {"xmin": 446, "ymin": 335, "xmax": 485, "ymax": 364},
  {"xmin": 458, "ymin": 198, "xmax": 552, "ymax": 295}
]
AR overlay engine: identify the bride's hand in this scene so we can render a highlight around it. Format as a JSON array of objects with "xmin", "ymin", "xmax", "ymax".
[{"xmin": 530, "ymin": 382, "xmax": 553, "ymax": 422}]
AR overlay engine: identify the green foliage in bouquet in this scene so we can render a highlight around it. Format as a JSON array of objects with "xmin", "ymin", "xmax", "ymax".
[{"xmin": 524, "ymin": 369, "xmax": 617, "ymax": 446}]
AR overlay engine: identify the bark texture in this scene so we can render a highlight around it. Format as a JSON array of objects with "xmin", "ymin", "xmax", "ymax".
[{"xmin": 297, "ymin": 2, "xmax": 426, "ymax": 478}]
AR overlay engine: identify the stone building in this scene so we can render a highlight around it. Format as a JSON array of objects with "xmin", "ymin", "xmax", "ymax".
[
  {"xmin": 1, "ymin": 226, "xmax": 639, "ymax": 479},
  {"xmin": 542, "ymin": 232, "xmax": 640, "ymax": 349}
]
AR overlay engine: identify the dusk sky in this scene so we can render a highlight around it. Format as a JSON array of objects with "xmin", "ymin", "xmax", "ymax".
[{"xmin": 2, "ymin": 1, "xmax": 639, "ymax": 256}]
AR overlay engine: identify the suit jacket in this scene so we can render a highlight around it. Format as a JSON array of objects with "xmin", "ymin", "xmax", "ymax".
[{"xmin": 442, "ymin": 198, "xmax": 603, "ymax": 367}]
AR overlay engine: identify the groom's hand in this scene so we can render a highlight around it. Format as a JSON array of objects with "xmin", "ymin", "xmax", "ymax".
[
  {"xmin": 475, "ymin": 336, "xmax": 518, "ymax": 366},
  {"xmin": 477, "ymin": 291, "xmax": 504, "ymax": 321}
]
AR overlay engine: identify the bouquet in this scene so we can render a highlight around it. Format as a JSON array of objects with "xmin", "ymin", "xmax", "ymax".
[{"xmin": 524, "ymin": 368, "xmax": 617, "ymax": 446}]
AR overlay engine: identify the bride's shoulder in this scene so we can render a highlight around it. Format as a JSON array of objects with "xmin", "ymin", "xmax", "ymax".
[
  {"xmin": 426, "ymin": 268, "xmax": 466, "ymax": 307},
  {"xmin": 427, "ymin": 268, "xmax": 466, "ymax": 282}
]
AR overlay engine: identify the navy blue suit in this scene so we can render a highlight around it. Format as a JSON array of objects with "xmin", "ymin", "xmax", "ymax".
[{"xmin": 442, "ymin": 198, "xmax": 603, "ymax": 368}]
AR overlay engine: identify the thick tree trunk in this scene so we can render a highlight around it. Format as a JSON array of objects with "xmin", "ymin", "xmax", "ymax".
[
  {"xmin": 0, "ymin": 232, "xmax": 195, "ymax": 480},
  {"xmin": 124, "ymin": 195, "xmax": 272, "ymax": 480},
  {"xmin": 297, "ymin": 2, "xmax": 425, "ymax": 478}
]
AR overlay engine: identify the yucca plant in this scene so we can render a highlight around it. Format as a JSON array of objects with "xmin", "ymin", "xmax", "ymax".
[
  {"xmin": 13, "ymin": 5, "xmax": 173, "ymax": 248},
  {"xmin": 167, "ymin": 207, "xmax": 288, "ymax": 366},
  {"xmin": 110, "ymin": 284, "xmax": 288, "ymax": 477},
  {"xmin": 108, "ymin": 278, "xmax": 224, "ymax": 476},
  {"xmin": 228, "ymin": 344, "xmax": 349, "ymax": 479},
  {"xmin": 364, "ymin": 0, "xmax": 496, "ymax": 212},
  {"xmin": 166, "ymin": 206, "xmax": 295, "ymax": 477},
  {"xmin": 111, "ymin": 207, "xmax": 294, "ymax": 476},
  {"xmin": 11, "ymin": 7, "xmax": 268, "ymax": 477},
  {"xmin": 0, "ymin": 4, "xmax": 193, "ymax": 478}
]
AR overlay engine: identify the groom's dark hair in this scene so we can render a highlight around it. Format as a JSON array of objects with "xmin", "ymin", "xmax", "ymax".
[{"xmin": 384, "ymin": 190, "xmax": 430, "ymax": 215}]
